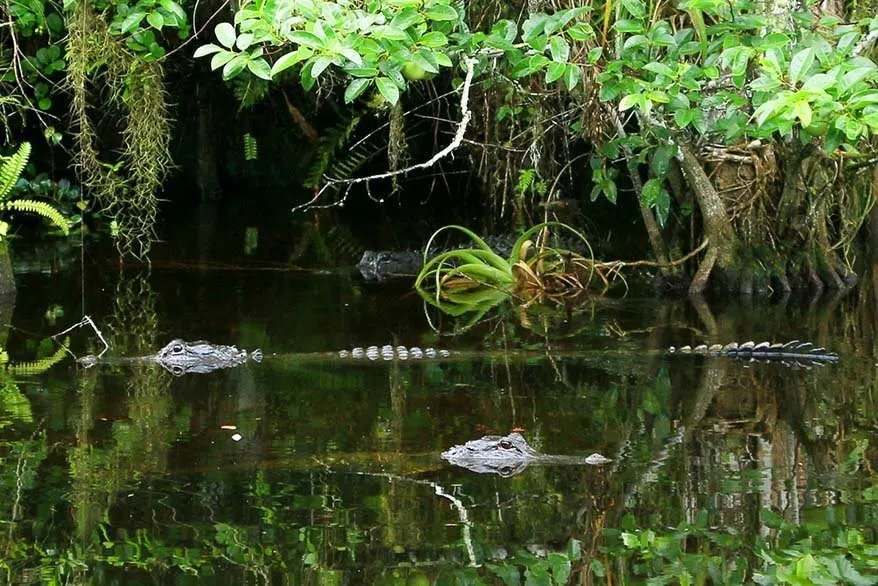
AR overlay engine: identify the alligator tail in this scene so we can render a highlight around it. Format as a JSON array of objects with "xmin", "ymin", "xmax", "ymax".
[
  {"xmin": 668, "ymin": 340, "xmax": 838, "ymax": 365},
  {"xmin": 338, "ymin": 345, "xmax": 452, "ymax": 361}
]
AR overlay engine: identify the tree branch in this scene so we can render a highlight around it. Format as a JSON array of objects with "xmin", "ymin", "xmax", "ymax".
[{"xmin": 292, "ymin": 56, "xmax": 478, "ymax": 212}]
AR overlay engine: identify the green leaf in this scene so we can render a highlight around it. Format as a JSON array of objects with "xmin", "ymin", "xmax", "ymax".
[
  {"xmin": 411, "ymin": 51, "xmax": 439, "ymax": 74},
  {"xmin": 146, "ymin": 10, "xmax": 164, "ymax": 29},
  {"xmin": 222, "ymin": 54, "xmax": 247, "ymax": 79},
  {"xmin": 750, "ymin": 76, "xmax": 781, "ymax": 92},
  {"xmin": 621, "ymin": 0, "xmax": 646, "ymax": 18},
  {"xmin": 271, "ymin": 48, "xmax": 312, "ymax": 76},
  {"xmin": 193, "ymin": 43, "xmax": 222, "ymax": 58},
  {"xmin": 824, "ymin": 126, "xmax": 843, "ymax": 152},
  {"xmin": 564, "ymin": 63, "xmax": 580, "ymax": 90},
  {"xmin": 567, "ymin": 23, "xmax": 594, "ymax": 41},
  {"xmin": 344, "ymin": 78, "xmax": 371, "ymax": 103},
  {"xmin": 344, "ymin": 66, "xmax": 378, "ymax": 77},
  {"xmin": 159, "ymin": 0, "xmax": 186, "ymax": 21},
  {"xmin": 792, "ymin": 101, "xmax": 812, "ymax": 128},
  {"xmin": 789, "ymin": 47, "xmax": 815, "ymax": 86},
  {"xmin": 622, "ymin": 35, "xmax": 648, "ymax": 51},
  {"xmin": 425, "ymin": 4, "xmax": 457, "ymax": 21},
  {"xmin": 235, "ymin": 32, "xmax": 253, "ymax": 50},
  {"xmin": 759, "ymin": 32, "xmax": 790, "ymax": 49},
  {"xmin": 646, "ymin": 90, "xmax": 669, "ymax": 103},
  {"xmin": 419, "ymin": 31, "xmax": 448, "ymax": 47},
  {"xmin": 311, "ymin": 55, "xmax": 334, "ymax": 78},
  {"xmin": 840, "ymin": 65, "xmax": 877, "ymax": 94},
  {"xmin": 650, "ymin": 145, "xmax": 675, "ymax": 177},
  {"xmin": 674, "ymin": 108, "xmax": 695, "ymax": 128},
  {"xmin": 545, "ymin": 62, "xmax": 566, "ymax": 83},
  {"xmin": 210, "ymin": 50, "xmax": 236, "ymax": 71},
  {"xmin": 339, "ymin": 48, "xmax": 362, "ymax": 65},
  {"xmin": 288, "ymin": 31, "xmax": 324, "ymax": 49},
  {"xmin": 548, "ymin": 36, "xmax": 570, "ymax": 63},
  {"xmin": 121, "ymin": 12, "xmax": 146, "ymax": 33},
  {"xmin": 644, "ymin": 62, "xmax": 674, "ymax": 77},
  {"xmin": 215, "ymin": 22, "xmax": 236, "ymax": 49},
  {"xmin": 247, "ymin": 58, "xmax": 272, "ymax": 80},
  {"xmin": 375, "ymin": 76, "xmax": 400, "ymax": 104},
  {"xmin": 587, "ymin": 47, "xmax": 602, "ymax": 63},
  {"xmin": 613, "ymin": 19, "xmax": 642, "ymax": 33},
  {"xmin": 434, "ymin": 52, "xmax": 452, "ymax": 67},
  {"xmin": 619, "ymin": 94, "xmax": 638, "ymax": 111}
]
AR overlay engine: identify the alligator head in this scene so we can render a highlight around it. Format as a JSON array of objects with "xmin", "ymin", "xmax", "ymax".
[
  {"xmin": 441, "ymin": 433, "xmax": 611, "ymax": 477},
  {"xmin": 154, "ymin": 339, "xmax": 262, "ymax": 375},
  {"xmin": 441, "ymin": 433, "xmax": 547, "ymax": 477}
]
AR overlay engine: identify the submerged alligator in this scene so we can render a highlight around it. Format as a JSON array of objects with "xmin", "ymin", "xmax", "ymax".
[
  {"xmin": 441, "ymin": 432, "xmax": 611, "ymax": 477},
  {"xmin": 76, "ymin": 339, "xmax": 839, "ymax": 376}
]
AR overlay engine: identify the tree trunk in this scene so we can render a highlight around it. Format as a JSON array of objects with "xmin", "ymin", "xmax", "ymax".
[
  {"xmin": 676, "ymin": 140, "xmax": 738, "ymax": 293},
  {"xmin": 0, "ymin": 240, "xmax": 15, "ymax": 296}
]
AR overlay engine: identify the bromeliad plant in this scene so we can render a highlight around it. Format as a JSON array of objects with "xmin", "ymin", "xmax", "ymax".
[{"xmin": 415, "ymin": 223, "xmax": 616, "ymax": 318}]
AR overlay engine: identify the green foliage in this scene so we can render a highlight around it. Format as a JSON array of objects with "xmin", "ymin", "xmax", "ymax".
[
  {"xmin": 303, "ymin": 116, "xmax": 373, "ymax": 189},
  {"xmin": 0, "ymin": 143, "xmax": 30, "ymax": 201},
  {"xmin": 415, "ymin": 223, "xmax": 595, "ymax": 319},
  {"xmin": 599, "ymin": 11, "xmax": 878, "ymax": 141},
  {"xmin": 243, "ymin": 133, "xmax": 258, "ymax": 161},
  {"xmin": 0, "ymin": 143, "xmax": 69, "ymax": 237},
  {"xmin": 194, "ymin": 0, "xmax": 465, "ymax": 104}
]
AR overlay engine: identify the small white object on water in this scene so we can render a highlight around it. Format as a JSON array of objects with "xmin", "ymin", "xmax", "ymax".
[{"xmin": 231, "ymin": 433, "xmax": 242, "ymax": 442}]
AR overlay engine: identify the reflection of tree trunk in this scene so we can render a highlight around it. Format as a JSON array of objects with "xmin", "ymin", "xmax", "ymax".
[
  {"xmin": 0, "ymin": 285, "xmax": 15, "ymax": 348},
  {"xmin": 196, "ymin": 202, "xmax": 218, "ymax": 264}
]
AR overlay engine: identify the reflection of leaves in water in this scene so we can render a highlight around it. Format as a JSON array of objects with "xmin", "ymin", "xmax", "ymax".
[{"xmin": 0, "ymin": 377, "xmax": 32, "ymax": 426}]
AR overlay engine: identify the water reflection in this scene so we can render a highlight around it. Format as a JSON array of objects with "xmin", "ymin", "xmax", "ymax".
[{"xmin": 0, "ymin": 266, "xmax": 875, "ymax": 584}]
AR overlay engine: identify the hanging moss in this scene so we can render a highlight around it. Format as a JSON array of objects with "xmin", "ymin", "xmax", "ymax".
[{"xmin": 65, "ymin": 0, "xmax": 170, "ymax": 259}]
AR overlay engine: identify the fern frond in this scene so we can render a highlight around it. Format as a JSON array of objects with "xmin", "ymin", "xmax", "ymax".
[
  {"xmin": 303, "ymin": 116, "xmax": 362, "ymax": 189},
  {"xmin": 0, "ymin": 142, "xmax": 31, "ymax": 201},
  {"xmin": 516, "ymin": 169, "xmax": 535, "ymax": 196},
  {"xmin": 323, "ymin": 139, "xmax": 383, "ymax": 184},
  {"xmin": 7, "ymin": 338, "xmax": 69, "ymax": 376},
  {"xmin": 243, "ymin": 133, "xmax": 258, "ymax": 161},
  {"xmin": 3, "ymin": 199, "xmax": 70, "ymax": 235}
]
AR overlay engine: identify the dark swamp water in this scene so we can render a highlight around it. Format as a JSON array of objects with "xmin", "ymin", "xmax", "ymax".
[{"xmin": 2, "ymin": 214, "xmax": 878, "ymax": 585}]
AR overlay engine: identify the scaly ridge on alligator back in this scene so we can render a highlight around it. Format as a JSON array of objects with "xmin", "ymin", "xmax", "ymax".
[{"xmin": 667, "ymin": 340, "xmax": 838, "ymax": 365}]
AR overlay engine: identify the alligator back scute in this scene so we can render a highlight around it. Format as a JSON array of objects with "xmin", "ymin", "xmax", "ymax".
[
  {"xmin": 667, "ymin": 340, "xmax": 839, "ymax": 367},
  {"xmin": 338, "ymin": 345, "xmax": 452, "ymax": 361}
]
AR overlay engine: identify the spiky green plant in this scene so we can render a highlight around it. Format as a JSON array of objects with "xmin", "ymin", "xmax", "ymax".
[
  {"xmin": 0, "ymin": 143, "xmax": 69, "ymax": 236},
  {"xmin": 415, "ymin": 223, "xmax": 596, "ymax": 317}
]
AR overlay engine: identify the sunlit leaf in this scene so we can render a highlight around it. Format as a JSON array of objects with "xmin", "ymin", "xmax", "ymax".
[
  {"xmin": 215, "ymin": 22, "xmax": 237, "ymax": 49},
  {"xmin": 375, "ymin": 76, "xmax": 400, "ymax": 104}
]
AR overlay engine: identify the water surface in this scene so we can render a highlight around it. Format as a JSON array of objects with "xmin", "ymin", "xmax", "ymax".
[{"xmin": 1, "ymin": 249, "xmax": 877, "ymax": 584}]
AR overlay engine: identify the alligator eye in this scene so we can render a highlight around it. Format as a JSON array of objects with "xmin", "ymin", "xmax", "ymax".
[
  {"xmin": 172, "ymin": 343, "xmax": 184, "ymax": 354},
  {"xmin": 500, "ymin": 466, "xmax": 514, "ymax": 476},
  {"xmin": 171, "ymin": 365, "xmax": 184, "ymax": 376},
  {"xmin": 499, "ymin": 439, "xmax": 513, "ymax": 450}
]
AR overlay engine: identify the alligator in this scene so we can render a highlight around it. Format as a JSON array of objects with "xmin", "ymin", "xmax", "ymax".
[
  {"xmin": 78, "ymin": 339, "xmax": 265, "ymax": 376},
  {"xmin": 76, "ymin": 339, "xmax": 839, "ymax": 376},
  {"xmin": 441, "ymin": 432, "xmax": 612, "ymax": 477}
]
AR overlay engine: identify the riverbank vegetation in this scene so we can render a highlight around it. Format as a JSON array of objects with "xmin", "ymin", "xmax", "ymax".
[{"xmin": 2, "ymin": 0, "xmax": 878, "ymax": 294}]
